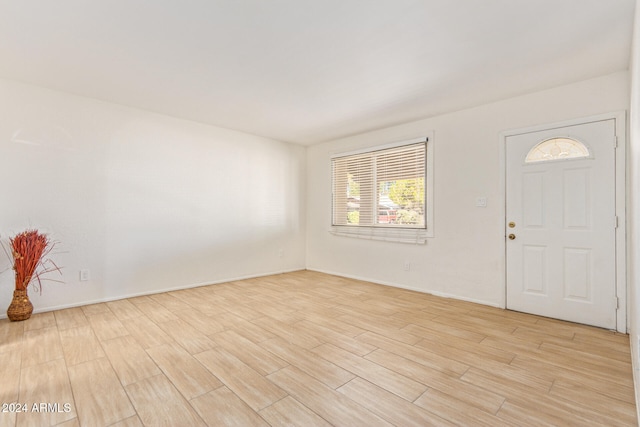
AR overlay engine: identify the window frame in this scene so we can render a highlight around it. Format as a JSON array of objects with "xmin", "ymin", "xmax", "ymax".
[
  {"xmin": 524, "ymin": 136, "xmax": 592, "ymax": 164},
  {"xmin": 329, "ymin": 135, "xmax": 434, "ymax": 243}
]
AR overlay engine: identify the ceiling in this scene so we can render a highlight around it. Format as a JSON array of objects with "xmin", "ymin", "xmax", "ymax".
[{"xmin": 0, "ymin": 1, "xmax": 635, "ymax": 145}]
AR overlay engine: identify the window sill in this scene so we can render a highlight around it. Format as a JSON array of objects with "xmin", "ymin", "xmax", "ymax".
[{"xmin": 329, "ymin": 226, "xmax": 429, "ymax": 244}]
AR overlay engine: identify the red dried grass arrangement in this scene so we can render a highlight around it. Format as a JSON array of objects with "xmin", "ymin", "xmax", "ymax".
[{"xmin": 6, "ymin": 229, "xmax": 61, "ymax": 294}]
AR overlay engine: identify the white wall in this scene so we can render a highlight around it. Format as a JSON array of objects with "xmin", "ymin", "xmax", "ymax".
[
  {"xmin": 628, "ymin": 0, "xmax": 640, "ymax": 414},
  {"xmin": 0, "ymin": 67, "xmax": 632, "ymax": 326},
  {"xmin": 0, "ymin": 79, "xmax": 306, "ymax": 314},
  {"xmin": 307, "ymin": 71, "xmax": 630, "ymax": 307}
]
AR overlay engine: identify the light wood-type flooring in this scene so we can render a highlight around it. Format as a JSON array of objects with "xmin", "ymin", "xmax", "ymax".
[{"xmin": 0, "ymin": 270, "xmax": 636, "ymax": 426}]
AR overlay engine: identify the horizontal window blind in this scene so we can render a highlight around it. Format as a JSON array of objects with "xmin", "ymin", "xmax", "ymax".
[{"xmin": 332, "ymin": 141, "xmax": 427, "ymax": 230}]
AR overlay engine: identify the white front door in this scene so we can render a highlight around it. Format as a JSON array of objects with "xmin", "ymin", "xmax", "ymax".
[{"xmin": 505, "ymin": 119, "xmax": 617, "ymax": 329}]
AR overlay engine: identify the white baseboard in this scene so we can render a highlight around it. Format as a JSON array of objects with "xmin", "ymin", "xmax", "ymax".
[
  {"xmin": 306, "ymin": 267, "xmax": 501, "ymax": 308},
  {"xmin": 0, "ymin": 267, "xmax": 305, "ymax": 319}
]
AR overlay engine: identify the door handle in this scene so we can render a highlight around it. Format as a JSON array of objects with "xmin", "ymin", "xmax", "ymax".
[{"xmin": 508, "ymin": 234, "xmax": 516, "ymax": 240}]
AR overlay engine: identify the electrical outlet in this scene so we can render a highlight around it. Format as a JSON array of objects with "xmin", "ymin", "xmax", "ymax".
[
  {"xmin": 80, "ymin": 269, "xmax": 90, "ymax": 281},
  {"xmin": 475, "ymin": 197, "xmax": 487, "ymax": 207},
  {"xmin": 403, "ymin": 261, "xmax": 411, "ymax": 271},
  {"xmin": 278, "ymin": 249, "xmax": 284, "ymax": 258}
]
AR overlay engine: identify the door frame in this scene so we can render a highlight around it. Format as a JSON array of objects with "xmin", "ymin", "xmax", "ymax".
[{"xmin": 499, "ymin": 112, "xmax": 627, "ymax": 333}]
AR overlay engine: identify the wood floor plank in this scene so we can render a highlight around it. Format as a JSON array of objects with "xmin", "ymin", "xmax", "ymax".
[
  {"xmin": 0, "ymin": 271, "xmax": 634, "ymax": 426},
  {"xmin": 135, "ymin": 301, "xmax": 179, "ymax": 323},
  {"xmin": 497, "ymin": 394, "xmax": 632, "ymax": 427},
  {"xmin": 122, "ymin": 315, "xmax": 172, "ymax": 349},
  {"xmin": 156, "ymin": 318, "xmax": 216, "ymax": 354},
  {"xmin": 259, "ymin": 396, "xmax": 332, "ymax": 427},
  {"xmin": 362, "ymin": 296, "xmax": 421, "ymax": 313},
  {"xmin": 173, "ymin": 308, "xmax": 225, "ymax": 335},
  {"xmin": 127, "ymin": 295, "xmax": 154, "ymax": 305},
  {"xmin": 0, "ymin": 369, "xmax": 20, "ymax": 427},
  {"xmin": 479, "ymin": 334, "xmax": 542, "ymax": 354},
  {"xmin": 294, "ymin": 319, "xmax": 377, "ymax": 357},
  {"xmin": 125, "ymin": 374, "xmax": 206, "ymax": 427},
  {"xmin": 190, "ymin": 386, "xmax": 270, "ymax": 427},
  {"xmin": 326, "ymin": 297, "xmax": 399, "ymax": 318},
  {"xmin": 510, "ymin": 324, "xmax": 571, "ymax": 345},
  {"xmin": 413, "ymin": 302, "xmax": 472, "ymax": 318},
  {"xmin": 519, "ymin": 317, "xmax": 584, "ymax": 339},
  {"xmin": 146, "ymin": 343, "xmax": 223, "ymax": 400},
  {"xmin": 549, "ymin": 379, "xmax": 637, "ymax": 424},
  {"xmin": 431, "ymin": 313, "xmax": 519, "ymax": 336},
  {"xmin": 414, "ymin": 388, "xmax": 516, "ymax": 427},
  {"xmin": 244, "ymin": 299, "xmax": 299, "ymax": 320},
  {"xmin": 573, "ymin": 330, "xmax": 631, "ymax": 347},
  {"xmin": 357, "ymin": 331, "xmax": 470, "ymax": 377},
  {"xmin": 196, "ymin": 347, "xmax": 287, "ymax": 411},
  {"xmin": 396, "ymin": 316, "xmax": 487, "ymax": 343},
  {"xmin": 17, "ymin": 359, "xmax": 76, "ymax": 427},
  {"xmin": 226, "ymin": 305, "xmax": 266, "ymax": 321},
  {"xmin": 59, "ymin": 325, "xmax": 105, "ymax": 366},
  {"xmin": 87, "ymin": 312, "xmax": 129, "ymax": 342},
  {"xmin": 148, "ymin": 292, "xmax": 192, "ymax": 312},
  {"xmin": 215, "ymin": 313, "xmax": 277, "ymax": 343},
  {"xmin": 297, "ymin": 310, "xmax": 368, "ymax": 338},
  {"xmin": 0, "ymin": 413, "xmax": 15, "ymax": 427},
  {"xmin": 109, "ymin": 415, "xmax": 144, "ymax": 427},
  {"xmin": 168, "ymin": 291, "xmax": 229, "ymax": 316},
  {"xmin": 101, "ymin": 335, "xmax": 161, "ymax": 386},
  {"xmin": 415, "ymin": 339, "xmax": 554, "ymax": 391},
  {"xmin": 337, "ymin": 312, "xmax": 421, "ymax": 344},
  {"xmin": 106, "ymin": 299, "xmax": 144, "ymax": 321},
  {"xmin": 515, "ymin": 347, "xmax": 634, "ymax": 387},
  {"xmin": 510, "ymin": 355, "xmax": 635, "ymax": 398},
  {"xmin": 80, "ymin": 303, "xmax": 111, "ymax": 317},
  {"xmin": 261, "ymin": 337, "xmax": 355, "ymax": 389},
  {"xmin": 337, "ymin": 378, "xmax": 456, "ymax": 427},
  {"xmin": 496, "ymin": 400, "xmax": 569, "ymax": 427},
  {"xmin": 415, "ymin": 334, "xmax": 516, "ymax": 365},
  {"xmin": 365, "ymin": 348, "xmax": 506, "ymax": 414},
  {"xmin": 23, "ymin": 311, "xmax": 56, "ymax": 331},
  {"xmin": 312, "ymin": 343, "xmax": 428, "ymax": 402},
  {"xmin": 539, "ymin": 341, "xmax": 632, "ymax": 374},
  {"xmin": 535, "ymin": 317, "xmax": 616, "ymax": 338},
  {"xmin": 557, "ymin": 336, "xmax": 631, "ymax": 362},
  {"xmin": 470, "ymin": 307, "xmax": 542, "ymax": 324},
  {"xmin": 21, "ymin": 326, "xmax": 63, "ymax": 367},
  {"xmin": 278, "ymin": 294, "xmax": 337, "ymax": 314},
  {"xmin": 467, "ymin": 308, "xmax": 540, "ymax": 327},
  {"xmin": 210, "ymin": 329, "xmax": 289, "ymax": 376},
  {"xmin": 267, "ymin": 366, "xmax": 393, "ymax": 426},
  {"xmin": 0, "ymin": 319, "xmax": 25, "ymax": 354},
  {"xmin": 55, "ymin": 418, "xmax": 80, "ymax": 427},
  {"xmin": 54, "ymin": 307, "xmax": 88, "ymax": 330},
  {"xmin": 67, "ymin": 358, "xmax": 135, "ymax": 426},
  {"xmin": 460, "ymin": 366, "xmax": 551, "ymax": 398},
  {"xmin": 0, "ymin": 347, "xmax": 21, "ymax": 377},
  {"xmin": 254, "ymin": 316, "xmax": 325, "ymax": 349}
]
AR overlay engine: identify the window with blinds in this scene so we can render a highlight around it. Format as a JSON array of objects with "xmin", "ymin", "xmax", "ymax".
[{"xmin": 332, "ymin": 141, "xmax": 427, "ymax": 231}]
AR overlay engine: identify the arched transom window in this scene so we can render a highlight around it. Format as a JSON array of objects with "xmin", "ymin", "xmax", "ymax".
[{"xmin": 525, "ymin": 137, "xmax": 590, "ymax": 163}]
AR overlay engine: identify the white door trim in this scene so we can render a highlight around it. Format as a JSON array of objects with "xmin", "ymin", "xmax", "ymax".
[{"xmin": 499, "ymin": 111, "xmax": 627, "ymax": 332}]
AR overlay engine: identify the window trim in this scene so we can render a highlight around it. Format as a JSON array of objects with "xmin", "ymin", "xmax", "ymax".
[{"xmin": 329, "ymin": 134, "xmax": 434, "ymax": 243}]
